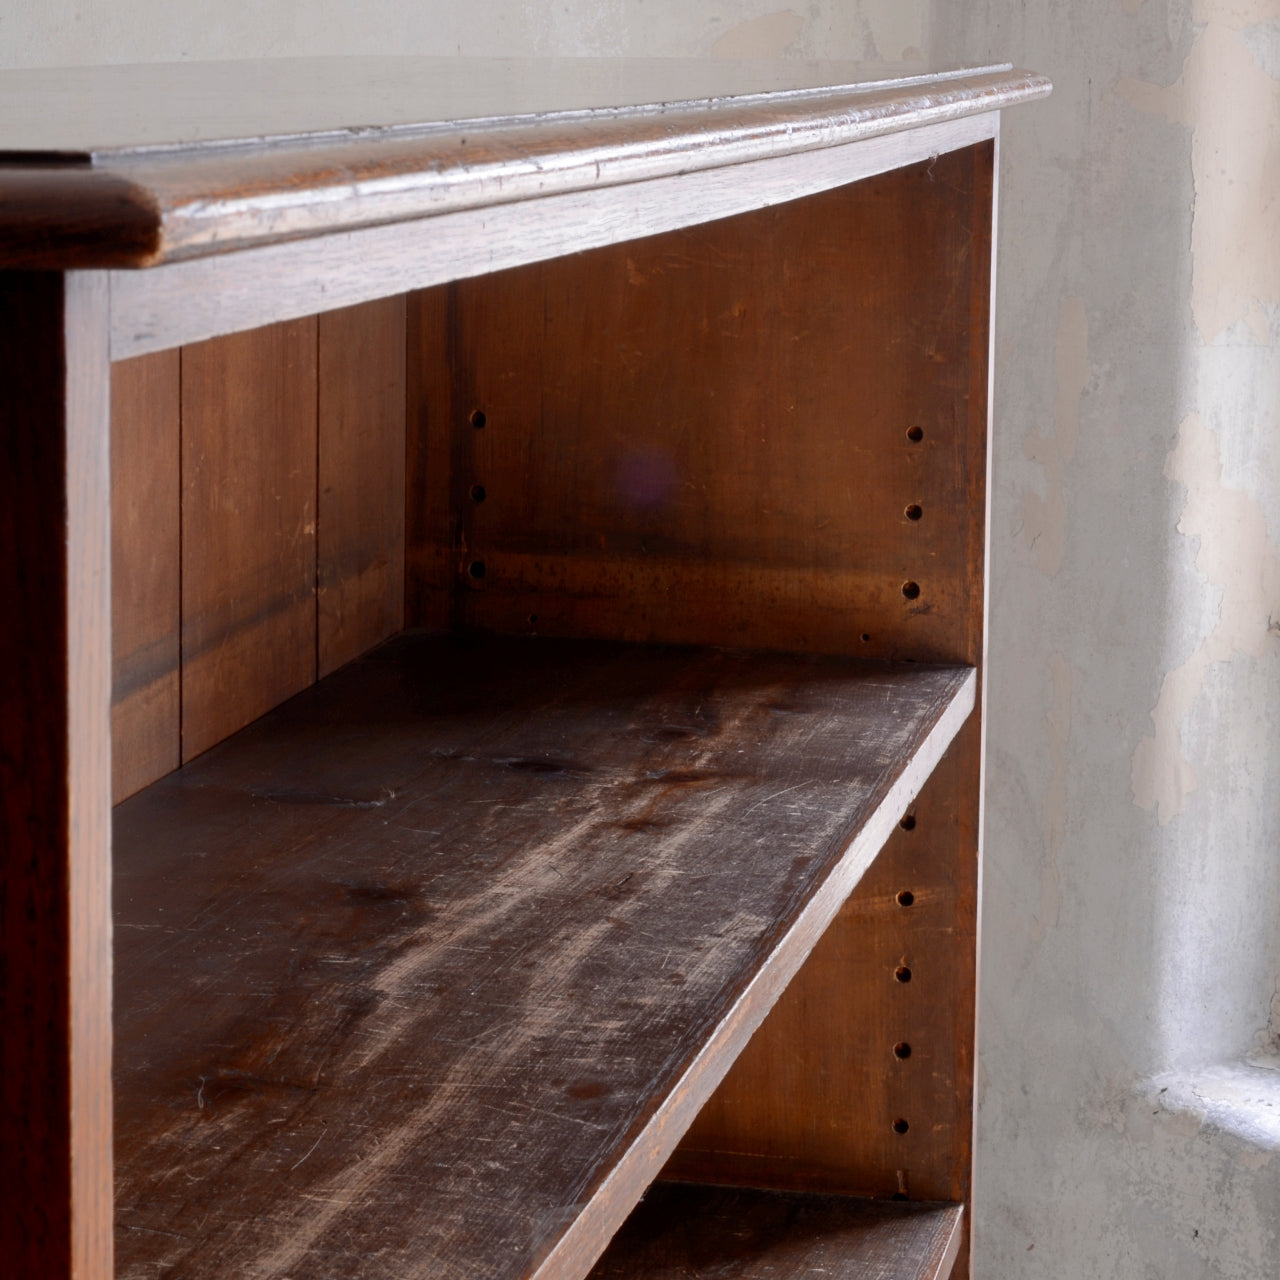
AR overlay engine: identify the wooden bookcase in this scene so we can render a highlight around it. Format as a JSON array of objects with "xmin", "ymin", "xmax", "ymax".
[{"xmin": 0, "ymin": 59, "xmax": 1048, "ymax": 1280}]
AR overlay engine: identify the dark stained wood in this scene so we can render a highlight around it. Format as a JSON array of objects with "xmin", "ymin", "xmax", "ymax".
[
  {"xmin": 0, "ymin": 168, "xmax": 160, "ymax": 269},
  {"xmin": 0, "ymin": 66, "xmax": 1048, "ymax": 268},
  {"xmin": 113, "ymin": 633, "xmax": 973, "ymax": 1280},
  {"xmin": 0, "ymin": 272, "xmax": 113, "ymax": 1278},
  {"xmin": 404, "ymin": 283, "xmax": 451, "ymax": 628},
  {"xmin": 110, "ymin": 348, "xmax": 181, "ymax": 802},
  {"xmin": 406, "ymin": 145, "xmax": 991, "ymax": 667},
  {"xmin": 660, "ymin": 146, "xmax": 993, "ymax": 1280},
  {"xmin": 180, "ymin": 317, "xmax": 318, "ymax": 761},
  {"xmin": 667, "ymin": 714, "xmax": 982, "ymax": 1208},
  {"xmin": 317, "ymin": 297, "xmax": 407, "ymax": 677},
  {"xmin": 590, "ymin": 1184, "xmax": 963, "ymax": 1280}
]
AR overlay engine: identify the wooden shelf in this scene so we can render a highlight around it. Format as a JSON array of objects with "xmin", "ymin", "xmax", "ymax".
[
  {"xmin": 113, "ymin": 632, "xmax": 974, "ymax": 1280},
  {"xmin": 591, "ymin": 1183, "xmax": 963, "ymax": 1280}
]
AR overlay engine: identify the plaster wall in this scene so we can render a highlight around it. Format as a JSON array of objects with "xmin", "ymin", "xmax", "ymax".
[
  {"xmin": 8, "ymin": 4, "xmax": 1279, "ymax": 1277},
  {"xmin": 930, "ymin": 1, "xmax": 1280, "ymax": 1276}
]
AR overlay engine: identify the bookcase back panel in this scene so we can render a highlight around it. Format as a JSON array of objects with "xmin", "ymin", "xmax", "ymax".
[
  {"xmin": 110, "ymin": 349, "xmax": 180, "ymax": 802},
  {"xmin": 406, "ymin": 143, "xmax": 993, "ymax": 665},
  {"xmin": 108, "ymin": 297, "xmax": 406, "ymax": 802},
  {"xmin": 665, "ymin": 713, "xmax": 980, "ymax": 1209}
]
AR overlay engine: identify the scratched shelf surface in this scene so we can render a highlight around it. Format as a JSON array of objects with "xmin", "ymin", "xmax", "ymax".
[
  {"xmin": 590, "ymin": 1183, "xmax": 964, "ymax": 1280},
  {"xmin": 113, "ymin": 631, "xmax": 974, "ymax": 1280}
]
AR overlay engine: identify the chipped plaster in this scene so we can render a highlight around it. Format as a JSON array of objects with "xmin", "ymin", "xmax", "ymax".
[
  {"xmin": 1132, "ymin": 414, "xmax": 1280, "ymax": 822},
  {"xmin": 1118, "ymin": 15, "xmax": 1280, "ymax": 344}
]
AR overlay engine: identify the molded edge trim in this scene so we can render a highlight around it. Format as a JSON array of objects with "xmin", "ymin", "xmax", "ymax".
[{"xmin": 2, "ymin": 68, "xmax": 1048, "ymax": 268}]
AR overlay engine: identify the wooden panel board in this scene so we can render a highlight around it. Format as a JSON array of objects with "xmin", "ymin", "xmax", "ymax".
[
  {"xmin": 0, "ymin": 272, "xmax": 113, "ymax": 1279},
  {"xmin": 667, "ymin": 713, "xmax": 981, "ymax": 1210},
  {"xmin": 180, "ymin": 317, "xmax": 317, "ymax": 760},
  {"xmin": 406, "ymin": 143, "xmax": 993, "ymax": 668},
  {"xmin": 0, "ymin": 61, "xmax": 1047, "ymax": 270},
  {"xmin": 110, "ymin": 349, "xmax": 180, "ymax": 801},
  {"xmin": 113, "ymin": 633, "xmax": 974, "ymax": 1280},
  {"xmin": 112, "ymin": 116, "xmax": 997, "ymax": 360},
  {"xmin": 590, "ymin": 1184, "xmax": 963, "ymax": 1280},
  {"xmin": 317, "ymin": 297, "xmax": 406, "ymax": 677}
]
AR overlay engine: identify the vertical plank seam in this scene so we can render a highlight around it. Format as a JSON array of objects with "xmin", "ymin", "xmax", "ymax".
[
  {"xmin": 314, "ymin": 316, "xmax": 322, "ymax": 681},
  {"xmin": 177, "ymin": 342, "xmax": 185, "ymax": 765}
]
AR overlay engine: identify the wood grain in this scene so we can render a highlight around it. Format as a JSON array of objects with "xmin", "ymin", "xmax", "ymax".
[
  {"xmin": 408, "ymin": 144, "xmax": 991, "ymax": 667},
  {"xmin": 317, "ymin": 297, "xmax": 406, "ymax": 677},
  {"xmin": 110, "ymin": 349, "xmax": 180, "ymax": 802},
  {"xmin": 180, "ymin": 317, "xmax": 318, "ymax": 760},
  {"xmin": 113, "ymin": 633, "xmax": 973, "ymax": 1280},
  {"xmin": 667, "ymin": 715, "xmax": 981, "ymax": 1207},
  {"xmin": 0, "ymin": 66, "xmax": 1048, "ymax": 269},
  {"xmin": 662, "ymin": 145, "xmax": 993, "ymax": 1275},
  {"xmin": 110, "ymin": 114, "xmax": 995, "ymax": 360},
  {"xmin": 0, "ymin": 271, "xmax": 113, "ymax": 1279},
  {"xmin": 590, "ymin": 1184, "xmax": 963, "ymax": 1280}
]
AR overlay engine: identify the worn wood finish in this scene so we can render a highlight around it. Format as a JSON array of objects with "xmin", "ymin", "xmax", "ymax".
[
  {"xmin": 110, "ymin": 349, "xmax": 180, "ymax": 802},
  {"xmin": 407, "ymin": 144, "xmax": 991, "ymax": 666},
  {"xmin": 180, "ymin": 318, "xmax": 318, "ymax": 760},
  {"xmin": 0, "ymin": 272, "xmax": 113, "ymax": 1279},
  {"xmin": 660, "ymin": 146, "xmax": 992, "ymax": 1266},
  {"xmin": 317, "ymin": 297, "xmax": 406, "ymax": 677},
  {"xmin": 0, "ymin": 64, "xmax": 1047, "ymax": 269},
  {"xmin": 590, "ymin": 1184, "xmax": 963, "ymax": 1280},
  {"xmin": 113, "ymin": 633, "xmax": 974, "ymax": 1280},
  {"xmin": 667, "ymin": 714, "xmax": 981, "ymax": 1206},
  {"xmin": 110, "ymin": 115, "xmax": 995, "ymax": 360}
]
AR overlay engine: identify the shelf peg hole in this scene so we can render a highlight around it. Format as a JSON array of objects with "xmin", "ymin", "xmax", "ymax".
[
  {"xmin": 893, "ymin": 1041, "xmax": 912, "ymax": 1060},
  {"xmin": 907, "ymin": 425, "xmax": 924, "ymax": 443},
  {"xmin": 470, "ymin": 409, "xmax": 487, "ymax": 429},
  {"xmin": 467, "ymin": 560, "xmax": 487, "ymax": 580},
  {"xmin": 896, "ymin": 889, "xmax": 914, "ymax": 907},
  {"xmin": 900, "ymin": 813, "xmax": 916, "ymax": 831},
  {"xmin": 895, "ymin": 965, "xmax": 912, "ymax": 983},
  {"xmin": 905, "ymin": 504, "xmax": 923, "ymax": 521},
  {"xmin": 901, "ymin": 580, "xmax": 921, "ymax": 600},
  {"xmin": 861, "ymin": 633, "xmax": 872, "ymax": 643},
  {"xmin": 470, "ymin": 484, "xmax": 487, "ymax": 503},
  {"xmin": 893, "ymin": 1118, "xmax": 911, "ymax": 1134}
]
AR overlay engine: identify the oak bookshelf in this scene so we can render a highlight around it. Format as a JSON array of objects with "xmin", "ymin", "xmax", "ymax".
[{"xmin": 0, "ymin": 57, "xmax": 1048, "ymax": 1280}]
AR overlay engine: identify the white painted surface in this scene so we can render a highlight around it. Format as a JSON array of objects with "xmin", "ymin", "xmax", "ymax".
[{"xmin": 15, "ymin": 3, "xmax": 1279, "ymax": 1277}]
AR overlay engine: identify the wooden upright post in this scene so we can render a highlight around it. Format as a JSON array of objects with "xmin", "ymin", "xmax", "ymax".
[{"xmin": 0, "ymin": 271, "xmax": 113, "ymax": 1279}]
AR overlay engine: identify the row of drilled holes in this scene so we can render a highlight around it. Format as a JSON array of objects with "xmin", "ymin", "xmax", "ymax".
[
  {"xmin": 465, "ymin": 413, "xmax": 929, "ymax": 604},
  {"xmin": 858, "ymin": 425, "xmax": 926, "ymax": 645},
  {"xmin": 465, "ymin": 406, "xmax": 927, "ymax": 1169},
  {"xmin": 893, "ymin": 810, "xmax": 916, "ymax": 1145}
]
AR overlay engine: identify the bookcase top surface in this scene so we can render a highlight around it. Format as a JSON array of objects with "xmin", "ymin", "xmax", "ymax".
[
  {"xmin": 0, "ymin": 57, "xmax": 1036, "ymax": 156},
  {"xmin": 0, "ymin": 58, "xmax": 1048, "ymax": 269}
]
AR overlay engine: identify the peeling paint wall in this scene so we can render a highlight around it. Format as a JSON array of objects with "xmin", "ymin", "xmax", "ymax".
[
  {"xmin": 933, "ymin": 0, "xmax": 1280, "ymax": 1275},
  {"xmin": 11, "ymin": 3, "xmax": 1280, "ymax": 1277}
]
